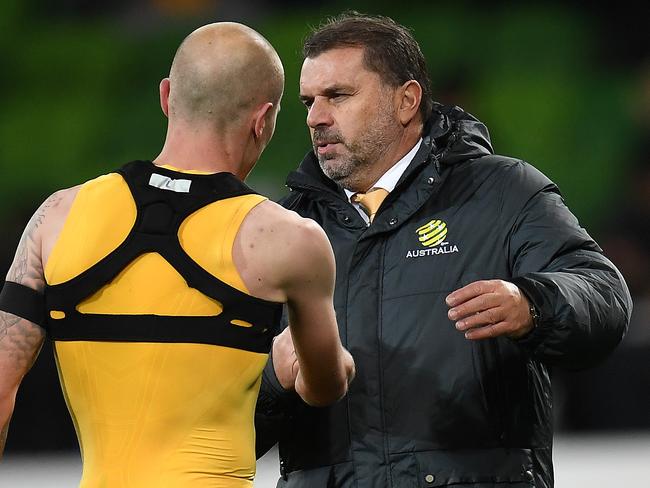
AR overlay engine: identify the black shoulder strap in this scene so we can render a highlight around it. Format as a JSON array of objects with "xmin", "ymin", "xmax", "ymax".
[
  {"xmin": 0, "ymin": 281, "xmax": 46, "ymax": 328},
  {"xmin": 44, "ymin": 161, "xmax": 282, "ymax": 353}
]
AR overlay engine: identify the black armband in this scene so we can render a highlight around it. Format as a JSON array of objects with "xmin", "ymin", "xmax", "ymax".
[{"xmin": 0, "ymin": 281, "xmax": 46, "ymax": 329}]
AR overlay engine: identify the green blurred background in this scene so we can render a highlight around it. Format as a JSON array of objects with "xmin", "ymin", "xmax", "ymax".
[
  {"xmin": 1, "ymin": 0, "xmax": 649, "ymax": 453},
  {"xmin": 0, "ymin": 0, "xmax": 647, "ymax": 222}
]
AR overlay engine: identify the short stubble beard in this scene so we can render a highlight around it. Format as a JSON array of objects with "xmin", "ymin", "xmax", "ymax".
[{"xmin": 314, "ymin": 101, "xmax": 398, "ymax": 192}]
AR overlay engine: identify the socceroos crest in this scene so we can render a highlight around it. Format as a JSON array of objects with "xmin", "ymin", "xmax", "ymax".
[
  {"xmin": 417, "ymin": 219, "xmax": 447, "ymax": 246},
  {"xmin": 406, "ymin": 219, "xmax": 460, "ymax": 258}
]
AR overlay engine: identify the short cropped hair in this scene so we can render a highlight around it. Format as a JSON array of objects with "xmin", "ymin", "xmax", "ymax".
[{"xmin": 303, "ymin": 11, "xmax": 433, "ymax": 122}]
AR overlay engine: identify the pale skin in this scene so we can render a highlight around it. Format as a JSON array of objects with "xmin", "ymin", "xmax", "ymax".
[
  {"xmin": 0, "ymin": 22, "xmax": 355, "ymax": 457},
  {"xmin": 273, "ymin": 45, "xmax": 533, "ymax": 389}
]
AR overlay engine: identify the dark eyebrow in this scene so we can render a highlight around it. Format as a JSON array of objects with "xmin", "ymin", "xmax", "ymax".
[
  {"xmin": 299, "ymin": 85, "xmax": 353, "ymax": 104},
  {"xmin": 322, "ymin": 85, "xmax": 352, "ymax": 97}
]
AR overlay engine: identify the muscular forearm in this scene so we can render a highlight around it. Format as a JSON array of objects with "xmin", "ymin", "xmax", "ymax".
[
  {"xmin": 295, "ymin": 345, "xmax": 354, "ymax": 407},
  {"xmin": 0, "ymin": 312, "xmax": 46, "ymax": 460}
]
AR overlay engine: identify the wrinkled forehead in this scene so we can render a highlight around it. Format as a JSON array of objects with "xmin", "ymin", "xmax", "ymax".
[{"xmin": 300, "ymin": 46, "xmax": 378, "ymax": 94}]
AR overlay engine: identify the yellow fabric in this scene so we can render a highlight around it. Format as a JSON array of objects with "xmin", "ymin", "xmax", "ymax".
[
  {"xmin": 352, "ymin": 187, "xmax": 389, "ymax": 223},
  {"xmin": 45, "ymin": 169, "xmax": 269, "ymax": 487}
]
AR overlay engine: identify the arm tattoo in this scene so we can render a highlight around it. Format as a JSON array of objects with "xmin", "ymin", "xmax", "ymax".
[
  {"xmin": 0, "ymin": 313, "xmax": 44, "ymax": 459},
  {"xmin": 9, "ymin": 242, "xmax": 30, "ymax": 285},
  {"xmin": 7, "ymin": 193, "xmax": 63, "ymax": 291},
  {"xmin": 0, "ymin": 313, "xmax": 21, "ymax": 342},
  {"xmin": 0, "ymin": 312, "xmax": 45, "ymax": 457},
  {"xmin": 1, "ymin": 191, "xmax": 52, "ymax": 365},
  {"xmin": 0, "ymin": 312, "xmax": 44, "ymax": 365},
  {"xmin": 0, "ymin": 194, "xmax": 54, "ymax": 458}
]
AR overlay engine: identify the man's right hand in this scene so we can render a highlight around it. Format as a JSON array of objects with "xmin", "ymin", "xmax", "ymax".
[{"xmin": 272, "ymin": 327, "xmax": 299, "ymax": 391}]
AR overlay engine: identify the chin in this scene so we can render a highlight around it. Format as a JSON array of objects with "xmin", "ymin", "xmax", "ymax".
[{"xmin": 320, "ymin": 161, "xmax": 342, "ymax": 178}]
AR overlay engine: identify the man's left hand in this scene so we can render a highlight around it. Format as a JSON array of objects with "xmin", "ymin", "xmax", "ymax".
[{"xmin": 446, "ymin": 280, "xmax": 534, "ymax": 340}]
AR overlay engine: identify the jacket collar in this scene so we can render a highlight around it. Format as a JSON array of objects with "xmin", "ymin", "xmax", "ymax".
[{"xmin": 285, "ymin": 104, "xmax": 494, "ymax": 236}]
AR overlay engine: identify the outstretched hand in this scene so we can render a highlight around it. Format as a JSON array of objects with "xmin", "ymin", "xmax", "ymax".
[
  {"xmin": 272, "ymin": 327, "xmax": 299, "ymax": 391},
  {"xmin": 446, "ymin": 280, "xmax": 534, "ymax": 340}
]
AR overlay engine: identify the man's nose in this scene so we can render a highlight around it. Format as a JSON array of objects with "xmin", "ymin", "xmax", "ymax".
[{"xmin": 306, "ymin": 97, "xmax": 333, "ymax": 128}]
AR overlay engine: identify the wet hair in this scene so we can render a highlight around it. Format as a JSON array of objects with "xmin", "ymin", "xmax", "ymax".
[{"xmin": 303, "ymin": 11, "xmax": 433, "ymax": 121}]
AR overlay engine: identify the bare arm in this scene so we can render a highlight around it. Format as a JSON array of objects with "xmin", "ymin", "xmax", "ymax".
[
  {"xmin": 0, "ymin": 193, "xmax": 64, "ymax": 458},
  {"xmin": 235, "ymin": 202, "xmax": 354, "ymax": 406},
  {"xmin": 275, "ymin": 217, "xmax": 354, "ymax": 407}
]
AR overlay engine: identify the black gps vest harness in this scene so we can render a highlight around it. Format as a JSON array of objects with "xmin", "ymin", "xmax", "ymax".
[{"xmin": 0, "ymin": 161, "xmax": 282, "ymax": 354}]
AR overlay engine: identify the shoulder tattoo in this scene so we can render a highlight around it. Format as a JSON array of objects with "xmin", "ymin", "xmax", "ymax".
[{"xmin": 7, "ymin": 193, "xmax": 63, "ymax": 291}]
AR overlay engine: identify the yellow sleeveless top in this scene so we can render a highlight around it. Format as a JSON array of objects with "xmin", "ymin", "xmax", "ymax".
[{"xmin": 45, "ymin": 169, "xmax": 269, "ymax": 488}]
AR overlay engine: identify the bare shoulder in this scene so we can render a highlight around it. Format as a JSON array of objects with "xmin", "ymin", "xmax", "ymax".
[
  {"xmin": 30, "ymin": 185, "xmax": 81, "ymax": 230},
  {"xmin": 40, "ymin": 185, "xmax": 83, "ymax": 266},
  {"xmin": 6, "ymin": 185, "xmax": 81, "ymax": 291},
  {"xmin": 234, "ymin": 199, "xmax": 334, "ymax": 302},
  {"xmin": 244, "ymin": 199, "xmax": 331, "ymax": 254},
  {"xmin": 52, "ymin": 185, "xmax": 81, "ymax": 207}
]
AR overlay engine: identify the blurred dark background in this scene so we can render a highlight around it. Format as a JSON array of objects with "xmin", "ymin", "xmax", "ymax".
[{"xmin": 1, "ymin": 0, "xmax": 648, "ymax": 455}]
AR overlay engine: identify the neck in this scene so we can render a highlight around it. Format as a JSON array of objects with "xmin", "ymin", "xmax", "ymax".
[{"xmin": 153, "ymin": 122, "xmax": 253, "ymax": 179}]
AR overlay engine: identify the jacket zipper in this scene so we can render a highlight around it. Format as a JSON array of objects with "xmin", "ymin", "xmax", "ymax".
[{"xmin": 377, "ymin": 239, "xmax": 392, "ymax": 486}]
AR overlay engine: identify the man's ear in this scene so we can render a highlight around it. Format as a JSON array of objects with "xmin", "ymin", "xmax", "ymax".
[
  {"xmin": 160, "ymin": 78, "xmax": 171, "ymax": 118},
  {"xmin": 253, "ymin": 102, "xmax": 274, "ymax": 141},
  {"xmin": 396, "ymin": 80, "xmax": 422, "ymax": 126}
]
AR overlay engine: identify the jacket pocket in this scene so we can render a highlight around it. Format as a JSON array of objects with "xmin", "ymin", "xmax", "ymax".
[{"xmin": 414, "ymin": 448, "xmax": 535, "ymax": 487}]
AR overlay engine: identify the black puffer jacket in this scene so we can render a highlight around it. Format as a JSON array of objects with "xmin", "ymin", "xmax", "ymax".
[{"xmin": 255, "ymin": 104, "xmax": 631, "ymax": 488}]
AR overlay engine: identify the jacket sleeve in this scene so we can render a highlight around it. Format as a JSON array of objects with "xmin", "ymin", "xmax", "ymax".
[
  {"xmin": 502, "ymin": 161, "xmax": 632, "ymax": 370},
  {"xmin": 254, "ymin": 351, "xmax": 293, "ymax": 458}
]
